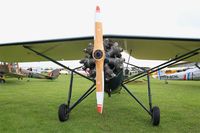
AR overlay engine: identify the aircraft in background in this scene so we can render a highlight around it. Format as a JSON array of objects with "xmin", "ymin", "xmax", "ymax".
[
  {"xmin": 152, "ymin": 63, "xmax": 200, "ymax": 82},
  {"xmin": 0, "ymin": 62, "xmax": 60, "ymax": 83},
  {"xmin": 0, "ymin": 5, "xmax": 200, "ymax": 126}
]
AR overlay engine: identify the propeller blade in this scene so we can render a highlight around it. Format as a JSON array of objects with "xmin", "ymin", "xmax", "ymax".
[{"xmin": 93, "ymin": 5, "xmax": 105, "ymax": 114}]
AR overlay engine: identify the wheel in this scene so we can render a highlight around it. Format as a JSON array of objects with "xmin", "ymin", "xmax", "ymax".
[
  {"xmin": 151, "ymin": 106, "xmax": 160, "ymax": 126},
  {"xmin": 58, "ymin": 104, "xmax": 69, "ymax": 122},
  {"xmin": 0, "ymin": 79, "xmax": 5, "ymax": 83}
]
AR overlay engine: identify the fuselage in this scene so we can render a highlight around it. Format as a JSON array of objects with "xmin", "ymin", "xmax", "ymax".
[
  {"xmin": 105, "ymin": 70, "xmax": 124, "ymax": 94},
  {"xmin": 0, "ymin": 62, "xmax": 60, "ymax": 80},
  {"xmin": 156, "ymin": 67, "xmax": 200, "ymax": 80}
]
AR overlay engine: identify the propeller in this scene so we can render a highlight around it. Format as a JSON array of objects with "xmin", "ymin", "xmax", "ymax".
[
  {"xmin": 93, "ymin": 5, "xmax": 105, "ymax": 114},
  {"xmin": 80, "ymin": 6, "xmax": 124, "ymax": 113}
]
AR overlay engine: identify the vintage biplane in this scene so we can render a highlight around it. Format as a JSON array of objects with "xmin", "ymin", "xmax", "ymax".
[
  {"xmin": 0, "ymin": 6, "xmax": 200, "ymax": 126},
  {"xmin": 0, "ymin": 62, "xmax": 60, "ymax": 83}
]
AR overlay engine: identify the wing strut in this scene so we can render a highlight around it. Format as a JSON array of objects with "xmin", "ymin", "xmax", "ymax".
[
  {"xmin": 123, "ymin": 47, "xmax": 200, "ymax": 84},
  {"xmin": 120, "ymin": 47, "xmax": 200, "ymax": 126},
  {"xmin": 23, "ymin": 45, "xmax": 97, "ymax": 122},
  {"xmin": 23, "ymin": 45, "xmax": 94, "ymax": 82}
]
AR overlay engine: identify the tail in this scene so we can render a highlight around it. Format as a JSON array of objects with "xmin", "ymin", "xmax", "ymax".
[{"xmin": 47, "ymin": 69, "xmax": 60, "ymax": 79}]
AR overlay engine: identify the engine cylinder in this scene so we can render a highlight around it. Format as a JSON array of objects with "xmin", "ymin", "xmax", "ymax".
[{"xmin": 80, "ymin": 39, "xmax": 125, "ymax": 93}]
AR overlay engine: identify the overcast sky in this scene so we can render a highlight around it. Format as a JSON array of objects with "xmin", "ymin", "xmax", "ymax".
[{"xmin": 0, "ymin": 0, "xmax": 199, "ymax": 68}]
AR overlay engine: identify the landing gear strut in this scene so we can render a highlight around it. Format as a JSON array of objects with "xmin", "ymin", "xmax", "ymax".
[
  {"xmin": 121, "ymin": 71, "xmax": 160, "ymax": 126},
  {"xmin": 0, "ymin": 78, "xmax": 5, "ymax": 83},
  {"xmin": 57, "ymin": 71, "xmax": 96, "ymax": 122}
]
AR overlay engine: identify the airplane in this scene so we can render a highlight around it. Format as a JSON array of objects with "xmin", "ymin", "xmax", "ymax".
[
  {"xmin": 151, "ymin": 66, "xmax": 188, "ymax": 80},
  {"xmin": 0, "ymin": 62, "xmax": 60, "ymax": 83},
  {"xmin": 152, "ymin": 63, "xmax": 200, "ymax": 81},
  {"xmin": 0, "ymin": 5, "xmax": 200, "ymax": 126}
]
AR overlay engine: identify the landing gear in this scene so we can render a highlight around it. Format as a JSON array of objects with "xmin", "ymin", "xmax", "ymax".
[
  {"xmin": 57, "ymin": 82, "xmax": 96, "ymax": 122},
  {"xmin": 151, "ymin": 106, "xmax": 160, "ymax": 126},
  {"xmin": 121, "ymin": 71, "xmax": 161, "ymax": 126},
  {"xmin": 122, "ymin": 84, "xmax": 160, "ymax": 126},
  {"xmin": 58, "ymin": 104, "xmax": 69, "ymax": 122},
  {"xmin": 0, "ymin": 78, "xmax": 5, "ymax": 83},
  {"xmin": 18, "ymin": 77, "xmax": 23, "ymax": 80}
]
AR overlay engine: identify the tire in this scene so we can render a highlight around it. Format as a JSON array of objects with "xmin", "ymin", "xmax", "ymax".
[
  {"xmin": 58, "ymin": 104, "xmax": 69, "ymax": 122},
  {"xmin": 152, "ymin": 106, "xmax": 160, "ymax": 126},
  {"xmin": 0, "ymin": 79, "xmax": 5, "ymax": 84}
]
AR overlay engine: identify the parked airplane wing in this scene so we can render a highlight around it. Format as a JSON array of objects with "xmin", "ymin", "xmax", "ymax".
[
  {"xmin": 0, "ymin": 35, "xmax": 200, "ymax": 62},
  {"xmin": 5, "ymin": 73, "xmax": 24, "ymax": 78}
]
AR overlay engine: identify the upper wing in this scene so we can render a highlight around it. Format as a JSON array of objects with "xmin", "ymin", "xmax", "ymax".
[
  {"xmin": 0, "ymin": 35, "xmax": 200, "ymax": 62},
  {"xmin": 106, "ymin": 35, "xmax": 200, "ymax": 62},
  {"xmin": 0, "ymin": 37, "xmax": 93, "ymax": 62}
]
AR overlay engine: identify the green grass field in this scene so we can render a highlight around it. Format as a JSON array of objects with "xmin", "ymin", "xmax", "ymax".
[{"xmin": 0, "ymin": 75, "xmax": 200, "ymax": 133}]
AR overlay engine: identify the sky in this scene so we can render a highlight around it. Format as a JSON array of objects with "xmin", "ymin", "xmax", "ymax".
[{"xmin": 0, "ymin": 0, "xmax": 200, "ymax": 68}]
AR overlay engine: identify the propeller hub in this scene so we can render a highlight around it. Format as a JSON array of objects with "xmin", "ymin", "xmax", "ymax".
[{"xmin": 93, "ymin": 50, "xmax": 104, "ymax": 60}]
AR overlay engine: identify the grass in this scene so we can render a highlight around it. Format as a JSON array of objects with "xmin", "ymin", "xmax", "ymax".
[{"xmin": 0, "ymin": 75, "xmax": 200, "ymax": 133}]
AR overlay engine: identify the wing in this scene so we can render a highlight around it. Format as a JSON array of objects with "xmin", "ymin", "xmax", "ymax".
[
  {"xmin": 5, "ymin": 73, "xmax": 24, "ymax": 78},
  {"xmin": 0, "ymin": 35, "xmax": 200, "ymax": 62},
  {"xmin": 0, "ymin": 37, "xmax": 93, "ymax": 62},
  {"xmin": 106, "ymin": 35, "xmax": 200, "ymax": 61}
]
